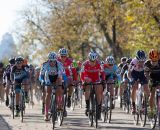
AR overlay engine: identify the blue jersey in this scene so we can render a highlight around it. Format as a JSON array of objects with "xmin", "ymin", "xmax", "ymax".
[
  {"xmin": 104, "ymin": 64, "xmax": 120, "ymax": 80},
  {"xmin": 39, "ymin": 60, "xmax": 65, "ymax": 85},
  {"xmin": 10, "ymin": 65, "xmax": 29, "ymax": 83}
]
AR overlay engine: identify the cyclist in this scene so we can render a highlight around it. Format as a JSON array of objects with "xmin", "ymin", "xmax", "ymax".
[
  {"xmin": 103, "ymin": 56, "xmax": 120, "ymax": 109},
  {"xmin": 58, "ymin": 48, "xmax": 78, "ymax": 108},
  {"xmin": 80, "ymin": 51, "xmax": 105, "ymax": 119},
  {"xmin": 3, "ymin": 58, "xmax": 15, "ymax": 106},
  {"xmin": 128, "ymin": 50, "xmax": 150, "ymax": 114},
  {"xmin": 119, "ymin": 58, "xmax": 132, "ymax": 99},
  {"xmin": 34, "ymin": 66, "xmax": 42, "ymax": 102},
  {"xmin": 10, "ymin": 57, "xmax": 29, "ymax": 117},
  {"xmin": 28, "ymin": 64, "xmax": 35, "ymax": 105},
  {"xmin": 118, "ymin": 57, "xmax": 127, "ymax": 71},
  {"xmin": 144, "ymin": 49, "xmax": 160, "ymax": 118},
  {"xmin": 39, "ymin": 52, "xmax": 65, "ymax": 121},
  {"xmin": 0, "ymin": 62, "xmax": 5, "ymax": 102}
]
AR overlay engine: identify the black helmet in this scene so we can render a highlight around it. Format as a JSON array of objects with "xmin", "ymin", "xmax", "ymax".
[
  {"xmin": 15, "ymin": 56, "xmax": 24, "ymax": 64},
  {"xmin": 127, "ymin": 58, "xmax": 132, "ymax": 64},
  {"xmin": 9, "ymin": 58, "xmax": 15, "ymax": 65},
  {"xmin": 0, "ymin": 62, "xmax": 4, "ymax": 68}
]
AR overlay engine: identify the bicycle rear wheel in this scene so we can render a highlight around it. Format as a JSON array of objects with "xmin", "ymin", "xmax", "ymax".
[
  {"xmin": 11, "ymin": 93, "xmax": 15, "ymax": 119},
  {"xmin": 133, "ymin": 106, "xmax": 139, "ymax": 125},
  {"xmin": 139, "ymin": 98, "xmax": 147, "ymax": 127},
  {"xmin": 71, "ymin": 90, "xmax": 76, "ymax": 111},
  {"xmin": 109, "ymin": 97, "xmax": 112, "ymax": 123}
]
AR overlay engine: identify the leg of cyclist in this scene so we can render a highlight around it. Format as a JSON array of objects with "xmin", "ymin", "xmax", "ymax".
[
  {"xmin": 95, "ymin": 84, "xmax": 103, "ymax": 119},
  {"xmin": 23, "ymin": 79, "xmax": 30, "ymax": 103},
  {"xmin": 131, "ymin": 81, "xmax": 138, "ymax": 114},
  {"xmin": 15, "ymin": 85, "xmax": 21, "ymax": 117},
  {"xmin": 44, "ymin": 85, "xmax": 51, "ymax": 121},
  {"xmin": 41, "ymin": 85, "xmax": 45, "ymax": 115},
  {"xmin": 84, "ymin": 85, "xmax": 90, "ymax": 116},
  {"xmin": 55, "ymin": 78, "xmax": 64, "ymax": 110},
  {"xmin": 149, "ymin": 85, "xmax": 155, "ymax": 118},
  {"xmin": 67, "ymin": 77, "xmax": 73, "ymax": 108}
]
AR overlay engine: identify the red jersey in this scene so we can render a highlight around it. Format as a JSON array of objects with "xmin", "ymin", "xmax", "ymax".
[
  {"xmin": 80, "ymin": 60, "xmax": 105, "ymax": 82},
  {"xmin": 58, "ymin": 57, "xmax": 78, "ymax": 81}
]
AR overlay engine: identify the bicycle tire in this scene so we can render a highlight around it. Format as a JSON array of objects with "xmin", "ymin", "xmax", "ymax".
[
  {"xmin": 11, "ymin": 93, "xmax": 15, "ymax": 119},
  {"xmin": 58, "ymin": 94, "xmax": 66, "ymax": 126},
  {"xmin": 109, "ymin": 97, "xmax": 112, "ymax": 123},
  {"xmin": 139, "ymin": 97, "xmax": 147, "ymax": 127},
  {"xmin": 94, "ymin": 96, "xmax": 98, "ymax": 128},
  {"xmin": 89, "ymin": 94, "xmax": 93, "ymax": 127},
  {"xmin": 20, "ymin": 93, "xmax": 24, "ymax": 122},
  {"xmin": 71, "ymin": 90, "xmax": 76, "ymax": 111},
  {"xmin": 51, "ymin": 94, "xmax": 56, "ymax": 129}
]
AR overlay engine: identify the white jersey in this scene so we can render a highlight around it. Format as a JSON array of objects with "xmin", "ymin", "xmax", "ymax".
[{"xmin": 129, "ymin": 58, "xmax": 145, "ymax": 72}]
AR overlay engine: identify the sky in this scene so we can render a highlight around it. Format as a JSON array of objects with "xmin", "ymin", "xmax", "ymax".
[{"xmin": 0, "ymin": 0, "xmax": 26, "ymax": 40}]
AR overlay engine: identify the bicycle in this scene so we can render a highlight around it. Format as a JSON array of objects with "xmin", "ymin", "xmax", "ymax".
[
  {"xmin": 84, "ymin": 81, "xmax": 103, "ymax": 128},
  {"xmin": 49, "ymin": 83, "xmax": 66, "ymax": 129},
  {"xmin": 10, "ymin": 83, "xmax": 15, "ymax": 119},
  {"xmin": 10, "ymin": 83, "xmax": 27, "ymax": 122},
  {"xmin": 71, "ymin": 82, "xmax": 83, "ymax": 110},
  {"xmin": 148, "ymin": 81, "xmax": 160, "ymax": 129},
  {"xmin": 101, "ymin": 81, "xmax": 115, "ymax": 123},
  {"xmin": 121, "ymin": 81, "xmax": 131, "ymax": 114},
  {"xmin": 133, "ymin": 83, "xmax": 147, "ymax": 127}
]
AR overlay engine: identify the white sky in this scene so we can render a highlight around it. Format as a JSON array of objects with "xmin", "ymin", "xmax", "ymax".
[{"xmin": 0, "ymin": 0, "xmax": 26, "ymax": 40}]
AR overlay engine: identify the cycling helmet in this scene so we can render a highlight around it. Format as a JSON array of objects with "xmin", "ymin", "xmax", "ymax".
[
  {"xmin": 105, "ymin": 56, "xmax": 115, "ymax": 64},
  {"xmin": 9, "ymin": 57, "xmax": 15, "ymax": 65},
  {"xmin": 15, "ymin": 56, "xmax": 24, "ymax": 64},
  {"xmin": 48, "ymin": 52, "xmax": 57, "ymax": 61},
  {"xmin": 58, "ymin": 48, "xmax": 68, "ymax": 56},
  {"xmin": 136, "ymin": 50, "xmax": 146, "ymax": 61},
  {"xmin": 149, "ymin": 49, "xmax": 159, "ymax": 61},
  {"xmin": 29, "ymin": 64, "xmax": 34, "ymax": 68},
  {"xmin": 88, "ymin": 52, "xmax": 98, "ymax": 61},
  {"xmin": 101, "ymin": 60, "xmax": 105, "ymax": 65},
  {"xmin": 0, "ymin": 62, "xmax": 4, "ymax": 68},
  {"xmin": 127, "ymin": 58, "xmax": 132, "ymax": 64},
  {"xmin": 121, "ymin": 57, "xmax": 127, "ymax": 62}
]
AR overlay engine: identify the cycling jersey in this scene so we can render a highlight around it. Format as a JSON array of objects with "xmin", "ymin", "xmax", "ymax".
[
  {"xmin": 145, "ymin": 60, "xmax": 160, "ymax": 81},
  {"xmin": 58, "ymin": 57, "xmax": 78, "ymax": 81},
  {"xmin": 129, "ymin": 58, "xmax": 147, "ymax": 85},
  {"xmin": 130, "ymin": 58, "xmax": 144, "ymax": 72},
  {"xmin": 103, "ymin": 64, "xmax": 119, "ymax": 79},
  {"xmin": 39, "ymin": 60, "xmax": 64, "ymax": 85},
  {"xmin": 10, "ymin": 65, "xmax": 29, "ymax": 83},
  {"xmin": 81, "ymin": 60, "xmax": 105, "ymax": 83}
]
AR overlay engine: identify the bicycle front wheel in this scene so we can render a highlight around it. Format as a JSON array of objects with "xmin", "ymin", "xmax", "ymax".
[
  {"xmin": 51, "ymin": 95, "xmax": 56, "ymax": 129},
  {"xmin": 20, "ymin": 94, "xmax": 25, "ymax": 122}
]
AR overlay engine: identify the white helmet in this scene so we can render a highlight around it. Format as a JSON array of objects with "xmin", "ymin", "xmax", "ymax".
[
  {"xmin": 105, "ymin": 56, "xmax": 115, "ymax": 64},
  {"xmin": 48, "ymin": 52, "xmax": 57, "ymax": 61},
  {"xmin": 88, "ymin": 52, "xmax": 98, "ymax": 61},
  {"xmin": 58, "ymin": 48, "xmax": 68, "ymax": 56}
]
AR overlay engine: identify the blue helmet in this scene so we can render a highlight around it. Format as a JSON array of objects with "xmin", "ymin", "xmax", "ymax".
[
  {"xmin": 48, "ymin": 52, "xmax": 57, "ymax": 61},
  {"xmin": 88, "ymin": 52, "xmax": 98, "ymax": 61}
]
